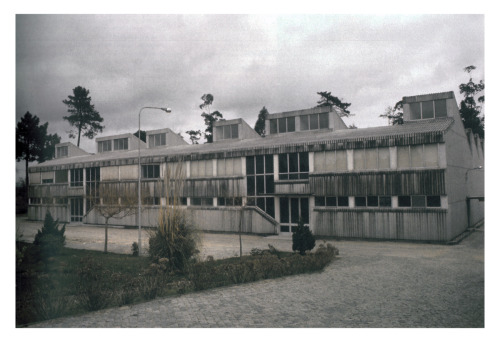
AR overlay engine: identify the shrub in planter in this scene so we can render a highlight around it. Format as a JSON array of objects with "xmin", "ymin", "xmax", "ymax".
[
  {"xmin": 33, "ymin": 211, "xmax": 66, "ymax": 259},
  {"xmin": 76, "ymin": 256, "xmax": 113, "ymax": 311},
  {"xmin": 292, "ymin": 218, "xmax": 315, "ymax": 255}
]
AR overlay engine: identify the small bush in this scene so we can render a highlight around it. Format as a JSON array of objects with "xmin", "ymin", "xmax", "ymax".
[
  {"xmin": 148, "ymin": 208, "xmax": 198, "ymax": 272},
  {"xmin": 33, "ymin": 211, "xmax": 66, "ymax": 259},
  {"xmin": 292, "ymin": 219, "xmax": 315, "ymax": 255},
  {"xmin": 131, "ymin": 242, "xmax": 139, "ymax": 256}
]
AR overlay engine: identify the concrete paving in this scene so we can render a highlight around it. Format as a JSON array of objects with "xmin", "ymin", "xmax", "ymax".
[{"xmin": 17, "ymin": 216, "xmax": 484, "ymax": 328}]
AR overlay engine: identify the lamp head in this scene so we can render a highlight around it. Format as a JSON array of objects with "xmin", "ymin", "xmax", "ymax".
[{"xmin": 161, "ymin": 107, "xmax": 172, "ymax": 113}]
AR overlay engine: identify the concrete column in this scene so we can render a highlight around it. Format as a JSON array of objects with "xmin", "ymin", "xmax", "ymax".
[
  {"xmin": 348, "ymin": 196, "xmax": 355, "ymax": 208},
  {"xmin": 391, "ymin": 196, "xmax": 399, "ymax": 208},
  {"xmin": 273, "ymin": 154, "xmax": 279, "ymax": 181},
  {"xmin": 308, "ymin": 152, "xmax": 314, "ymax": 173}
]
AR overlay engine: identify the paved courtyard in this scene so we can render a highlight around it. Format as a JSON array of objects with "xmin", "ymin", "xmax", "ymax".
[{"xmin": 17, "ymin": 217, "xmax": 484, "ymax": 328}]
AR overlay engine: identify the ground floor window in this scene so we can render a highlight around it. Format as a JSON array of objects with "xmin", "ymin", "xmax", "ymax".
[
  {"xmin": 70, "ymin": 197, "xmax": 83, "ymax": 222},
  {"xmin": 190, "ymin": 197, "xmax": 214, "ymax": 206},
  {"xmin": 398, "ymin": 195, "xmax": 441, "ymax": 208},
  {"xmin": 314, "ymin": 196, "xmax": 349, "ymax": 207},
  {"xmin": 279, "ymin": 197, "xmax": 309, "ymax": 233},
  {"xmin": 247, "ymin": 196, "xmax": 275, "ymax": 218},
  {"xmin": 218, "ymin": 197, "xmax": 242, "ymax": 206}
]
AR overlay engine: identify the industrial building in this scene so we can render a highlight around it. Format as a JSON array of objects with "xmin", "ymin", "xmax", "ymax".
[{"xmin": 27, "ymin": 91, "xmax": 484, "ymax": 242}]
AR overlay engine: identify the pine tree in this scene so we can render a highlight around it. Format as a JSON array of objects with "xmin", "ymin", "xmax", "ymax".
[
  {"xmin": 459, "ymin": 66, "xmax": 484, "ymax": 139},
  {"xmin": 254, "ymin": 106, "xmax": 268, "ymax": 137}
]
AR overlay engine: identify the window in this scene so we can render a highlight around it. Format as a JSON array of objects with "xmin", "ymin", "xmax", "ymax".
[
  {"xmin": 427, "ymin": 196, "xmax": 441, "ymax": 207},
  {"xmin": 216, "ymin": 124, "xmax": 239, "ymax": 140},
  {"xmin": 367, "ymin": 196, "xmax": 379, "ymax": 207},
  {"xmin": 218, "ymin": 197, "xmax": 242, "ymax": 206},
  {"xmin": 398, "ymin": 196, "xmax": 411, "ymax": 207},
  {"xmin": 30, "ymin": 198, "xmax": 41, "ymax": 205},
  {"xmin": 114, "ymin": 138, "xmax": 128, "ymax": 151},
  {"xmin": 409, "ymin": 100, "xmax": 448, "ymax": 120},
  {"xmin": 149, "ymin": 133, "xmax": 166, "ymax": 148},
  {"xmin": 398, "ymin": 144, "xmax": 439, "ymax": 169},
  {"xmin": 280, "ymin": 197, "xmax": 309, "ymax": 233},
  {"xmin": 355, "ymin": 197, "xmax": 367, "ymax": 207},
  {"xmin": 300, "ymin": 113, "xmax": 329, "ymax": 131},
  {"xmin": 379, "ymin": 196, "xmax": 392, "ymax": 207},
  {"xmin": 270, "ymin": 118, "xmax": 295, "ymax": 134},
  {"xmin": 142, "ymin": 164, "xmax": 160, "ymax": 179},
  {"xmin": 337, "ymin": 196, "xmax": 349, "ymax": 207},
  {"xmin": 315, "ymin": 196, "xmax": 338, "ymax": 207},
  {"xmin": 70, "ymin": 168, "xmax": 83, "ymax": 187},
  {"xmin": 70, "ymin": 198, "xmax": 83, "ymax": 222},
  {"xmin": 412, "ymin": 195, "xmax": 426, "ymax": 208},
  {"xmin": 42, "ymin": 178, "xmax": 53, "ymax": 184},
  {"xmin": 55, "ymin": 170, "xmax": 68, "ymax": 184},
  {"xmin": 278, "ymin": 152, "xmax": 309, "ymax": 180},
  {"xmin": 42, "ymin": 197, "xmax": 52, "ymax": 205},
  {"xmin": 98, "ymin": 140, "xmax": 112, "ymax": 152},
  {"xmin": 56, "ymin": 146, "xmax": 68, "ymax": 158},
  {"xmin": 190, "ymin": 197, "xmax": 213, "ymax": 206},
  {"xmin": 86, "ymin": 167, "xmax": 100, "ymax": 211},
  {"xmin": 246, "ymin": 155, "xmax": 274, "ymax": 217}
]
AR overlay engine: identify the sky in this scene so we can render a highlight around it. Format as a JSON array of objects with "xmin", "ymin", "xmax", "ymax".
[{"xmin": 15, "ymin": 13, "xmax": 484, "ymax": 180}]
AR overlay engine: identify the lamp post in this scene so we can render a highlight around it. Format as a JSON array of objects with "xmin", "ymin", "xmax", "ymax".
[{"xmin": 138, "ymin": 106, "xmax": 171, "ymax": 255}]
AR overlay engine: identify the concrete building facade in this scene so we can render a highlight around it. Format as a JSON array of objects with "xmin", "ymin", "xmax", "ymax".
[{"xmin": 27, "ymin": 91, "xmax": 484, "ymax": 242}]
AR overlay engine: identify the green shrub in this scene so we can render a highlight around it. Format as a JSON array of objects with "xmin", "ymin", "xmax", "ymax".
[
  {"xmin": 148, "ymin": 207, "xmax": 198, "ymax": 272},
  {"xmin": 292, "ymin": 218, "xmax": 315, "ymax": 255},
  {"xmin": 33, "ymin": 211, "xmax": 66, "ymax": 259},
  {"xmin": 76, "ymin": 256, "xmax": 113, "ymax": 311},
  {"xmin": 131, "ymin": 242, "xmax": 139, "ymax": 256}
]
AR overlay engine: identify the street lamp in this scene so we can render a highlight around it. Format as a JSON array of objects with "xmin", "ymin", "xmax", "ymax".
[{"xmin": 138, "ymin": 106, "xmax": 171, "ymax": 255}]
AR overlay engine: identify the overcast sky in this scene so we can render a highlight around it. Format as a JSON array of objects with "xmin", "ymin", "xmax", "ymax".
[{"xmin": 15, "ymin": 14, "xmax": 484, "ymax": 179}]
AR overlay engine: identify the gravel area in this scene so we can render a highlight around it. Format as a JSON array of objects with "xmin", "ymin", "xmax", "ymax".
[{"xmin": 18, "ymin": 216, "xmax": 484, "ymax": 328}]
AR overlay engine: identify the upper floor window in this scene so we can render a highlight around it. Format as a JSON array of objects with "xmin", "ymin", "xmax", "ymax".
[
  {"xmin": 55, "ymin": 170, "xmax": 68, "ymax": 184},
  {"xmin": 217, "ymin": 158, "xmax": 242, "ymax": 176},
  {"xmin": 70, "ymin": 168, "xmax": 83, "ymax": 187},
  {"xmin": 279, "ymin": 152, "xmax": 309, "ymax": 180},
  {"xmin": 397, "ymin": 144, "xmax": 439, "ymax": 169},
  {"xmin": 300, "ymin": 113, "xmax": 329, "ymax": 131},
  {"xmin": 314, "ymin": 150, "xmax": 348, "ymax": 172},
  {"xmin": 270, "ymin": 117, "xmax": 295, "ymax": 134},
  {"xmin": 114, "ymin": 138, "xmax": 128, "ymax": 151},
  {"xmin": 216, "ymin": 124, "xmax": 239, "ymax": 140},
  {"xmin": 409, "ymin": 100, "xmax": 447, "ymax": 120},
  {"xmin": 98, "ymin": 140, "xmax": 112, "ymax": 153},
  {"xmin": 149, "ymin": 133, "xmax": 166, "ymax": 148},
  {"xmin": 56, "ymin": 146, "xmax": 68, "ymax": 158},
  {"xmin": 142, "ymin": 164, "xmax": 160, "ymax": 179},
  {"xmin": 190, "ymin": 159, "xmax": 213, "ymax": 178}
]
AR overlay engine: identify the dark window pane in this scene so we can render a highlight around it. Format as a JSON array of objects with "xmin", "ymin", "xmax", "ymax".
[
  {"xmin": 279, "ymin": 173, "xmax": 288, "ymax": 180},
  {"xmin": 287, "ymin": 117, "xmax": 295, "ymax": 132},
  {"xmin": 299, "ymin": 152, "xmax": 309, "ymax": 172},
  {"xmin": 434, "ymin": 100, "xmax": 447, "ymax": 118},
  {"xmin": 202, "ymin": 198, "xmax": 213, "ymax": 206},
  {"xmin": 291, "ymin": 226, "xmax": 297, "ymax": 233},
  {"xmin": 289, "ymin": 153, "xmax": 298, "ymax": 173},
  {"xmin": 379, "ymin": 196, "xmax": 392, "ymax": 207},
  {"xmin": 55, "ymin": 170, "xmax": 68, "ymax": 183},
  {"xmin": 234, "ymin": 197, "xmax": 242, "ymax": 206},
  {"xmin": 265, "ymin": 154, "xmax": 273, "ymax": 174},
  {"xmin": 310, "ymin": 114, "xmax": 319, "ymax": 130},
  {"xmin": 231, "ymin": 124, "xmax": 238, "ymax": 139},
  {"xmin": 300, "ymin": 115, "xmax": 309, "ymax": 130},
  {"xmin": 218, "ymin": 197, "xmax": 225, "ymax": 206},
  {"xmin": 279, "ymin": 154, "xmax": 288, "ymax": 174},
  {"xmin": 315, "ymin": 196, "xmax": 325, "ymax": 206},
  {"xmin": 265, "ymin": 175, "xmax": 274, "ymax": 194},
  {"xmin": 246, "ymin": 156, "xmax": 255, "ymax": 175},
  {"xmin": 180, "ymin": 197, "xmax": 187, "ymax": 205},
  {"xmin": 326, "ymin": 197, "xmax": 337, "ymax": 207},
  {"xmin": 256, "ymin": 175, "xmax": 265, "ymax": 194},
  {"xmin": 410, "ymin": 102, "xmax": 421, "ymax": 120},
  {"xmin": 319, "ymin": 113, "xmax": 329, "ymax": 129},
  {"xmin": 192, "ymin": 198, "xmax": 201, "ymax": 206},
  {"xmin": 427, "ymin": 196, "xmax": 441, "ymax": 207},
  {"xmin": 255, "ymin": 155, "xmax": 264, "ymax": 174},
  {"xmin": 265, "ymin": 197, "xmax": 275, "ymax": 218},
  {"xmin": 355, "ymin": 197, "xmax": 367, "ymax": 207},
  {"xmin": 299, "ymin": 173, "xmax": 309, "ymax": 180},
  {"xmin": 247, "ymin": 197, "xmax": 255, "ymax": 206},
  {"xmin": 290, "ymin": 198, "xmax": 299, "ymax": 223},
  {"xmin": 270, "ymin": 119, "xmax": 278, "ymax": 134},
  {"xmin": 289, "ymin": 173, "xmax": 298, "ymax": 180},
  {"xmin": 367, "ymin": 196, "xmax": 378, "ymax": 207},
  {"xmin": 257, "ymin": 197, "xmax": 266, "ymax": 212},
  {"xmin": 300, "ymin": 197, "xmax": 309, "ymax": 223},
  {"xmin": 412, "ymin": 195, "xmax": 426, "ymax": 207},
  {"xmin": 280, "ymin": 225, "xmax": 290, "ymax": 233},
  {"xmin": 338, "ymin": 196, "xmax": 349, "ymax": 207},
  {"xmin": 247, "ymin": 176, "xmax": 255, "ymax": 196},
  {"xmin": 278, "ymin": 118, "xmax": 287, "ymax": 133},
  {"xmin": 422, "ymin": 101, "xmax": 434, "ymax": 119},
  {"xmin": 280, "ymin": 197, "xmax": 289, "ymax": 223},
  {"xmin": 398, "ymin": 196, "xmax": 411, "ymax": 207}
]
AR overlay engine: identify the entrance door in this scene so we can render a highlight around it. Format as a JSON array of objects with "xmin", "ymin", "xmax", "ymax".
[
  {"xmin": 279, "ymin": 197, "xmax": 309, "ymax": 233},
  {"xmin": 70, "ymin": 197, "xmax": 84, "ymax": 222}
]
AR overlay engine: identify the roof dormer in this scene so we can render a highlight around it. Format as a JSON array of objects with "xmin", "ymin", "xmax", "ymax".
[
  {"xmin": 402, "ymin": 91, "xmax": 459, "ymax": 122},
  {"xmin": 213, "ymin": 118, "xmax": 260, "ymax": 142},
  {"xmin": 54, "ymin": 142, "xmax": 89, "ymax": 159},
  {"xmin": 146, "ymin": 128, "xmax": 188, "ymax": 148},
  {"xmin": 95, "ymin": 133, "xmax": 145, "ymax": 154}
]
